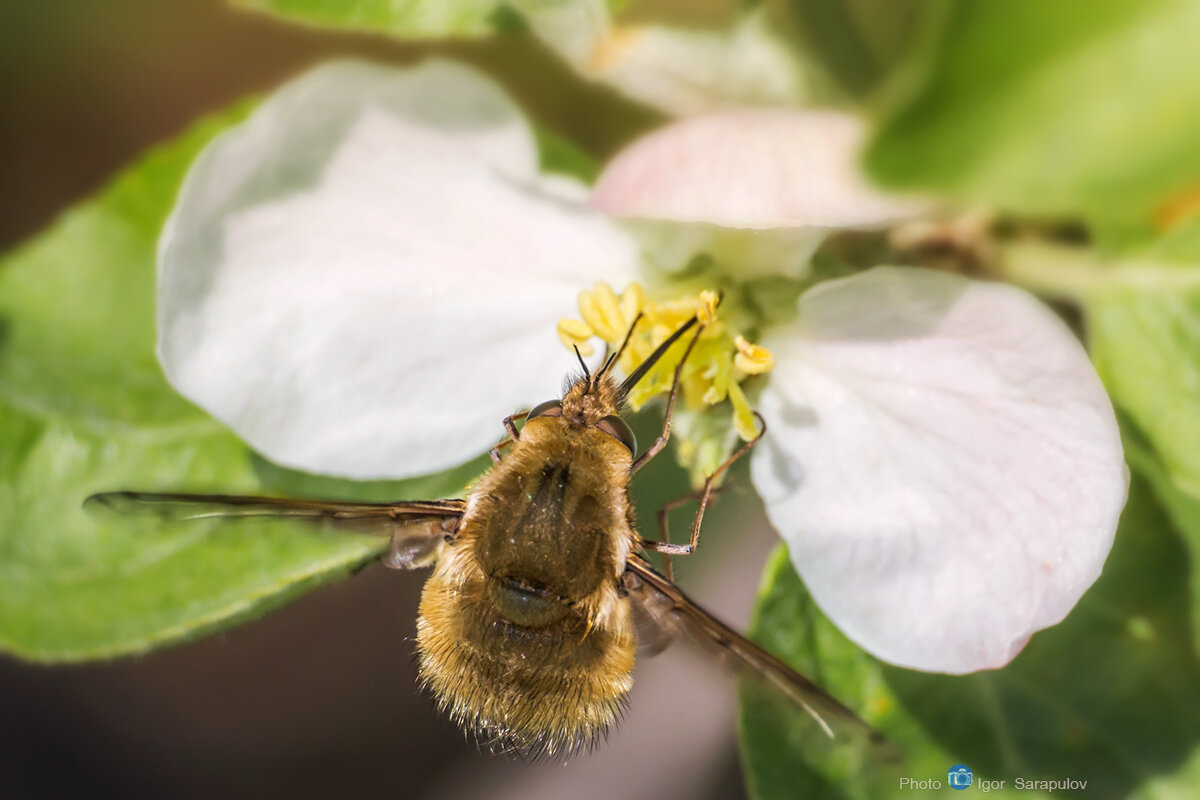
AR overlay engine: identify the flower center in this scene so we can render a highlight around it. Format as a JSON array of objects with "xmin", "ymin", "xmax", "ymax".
[{"xmin": 556, "ymin": 281, "xmax": 772, "ymax": 442}]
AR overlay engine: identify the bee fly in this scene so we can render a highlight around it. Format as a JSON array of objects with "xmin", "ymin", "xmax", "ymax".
[{"xmin": 88, "ymin": 313, "xmax": 887, "ymax": 758}]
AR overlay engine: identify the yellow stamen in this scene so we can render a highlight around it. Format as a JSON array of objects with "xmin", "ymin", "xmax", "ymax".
[
  {"xmin": 557, "ymin": 317, "xmax": 595, "ymax": 356},
  {"xmin": 727, "ymin": 381, "xmax": 760, "ymax": 442},
  {"xmin": 649, "ymin": 298, "xmax": 700, "ymax": 328},
  {"xmin": 578, "ymin": 281, "xmax": 627, "ymax": 342},
  {"xmin": 734, "ymin": 335, "xmax": 775, "ymax": 375},
  {"xmin": 620, "ymin": 283, "xmax": 645, "ymax": 326},
  {"xmin": 553, "ymin": 281, "xmax": 771, "ymax": 483},
  {"xmin": 704, "ymin": 349, "xmax": 733, "ymax": 405},
  {"xmin": 697, "ymin": 290, "xmax": 719, "ymax": 325}
]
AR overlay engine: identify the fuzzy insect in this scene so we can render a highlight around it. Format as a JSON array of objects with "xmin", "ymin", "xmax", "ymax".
[{"xmin": 88, "ymin": 314, "xmax": 886, "ymax": 759}]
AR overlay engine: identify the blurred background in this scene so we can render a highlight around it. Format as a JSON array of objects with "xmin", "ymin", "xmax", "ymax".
[{"xmin": 0, "ymin": 2, "xmax": 781, "ymax": 798}]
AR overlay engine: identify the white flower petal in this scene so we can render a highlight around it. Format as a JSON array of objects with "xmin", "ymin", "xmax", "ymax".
[
  {"xmin": 511, "ymin": 0, "xmax": 611, "ymax": 66},
  {"xmin": 515, "ymin": 4, "xmax": 805, "ymax": 118},
  {"xmin": 592, "ymin": 109, "xmax": 925, "ymax": 230},
  {"xmin": 750, "ymin": 267, "xmax": 1128, "ymax": 673},
  {"xmin": 159, "ymin": 59, "xmax": 640, "ymax": 479},
  {"xmin": 625, "ymin": 221, "xmax": 822, "ymax": 279},
  {"xmin": 582, "ymin": 14, "xmax": 808, "ymax": 117}
]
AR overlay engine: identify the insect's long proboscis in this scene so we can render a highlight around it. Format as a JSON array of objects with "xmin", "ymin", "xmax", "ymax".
[{"xmin": 617, "ymin": 315, "xmax": 699, "ymax": 401}]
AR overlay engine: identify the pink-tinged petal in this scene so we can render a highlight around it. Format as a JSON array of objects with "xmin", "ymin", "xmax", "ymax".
[
  {"xmin": 159, "ymin": 60, "xmax": 639, "ymax": 480},
  {"xmin": 592, "ymin": 109, "xmax": 925, "ymax": 230},
  {"xmin": 750, "ymin": 267, "xmax": 1128, "ymax": 673}
]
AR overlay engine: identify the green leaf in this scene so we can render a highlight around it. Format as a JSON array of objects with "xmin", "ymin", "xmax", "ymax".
[
  {"xmin": 0, "ymin": 401, "xmax": 362, "ymax": 661},
  {"xmin": 1088, "ymin": 283, "xmax": 1200, "ymax": 500},
  {"xmin": 785, "ymin": 0, "xmax": 928, "ymax": 98},
  {"xmin": 737, "ymin": 548, "xmax": 903, "ymax": 800},
  {"xmin": 998, "ymin": 238, "xmax": 1200, "ymax": 503},
  {"xmin": 536, "ymin": 126, "xmax": 599, "ymax": 183},
  {"xmin": 739, "ymin": 474, "xmax": 1200, "ymax": 798},
  {"xmin": 865, "ymin": 0, "xmax": 1200, "ymax": 239},
  {"xmin": 1122, "ymin": 422, "xmax": 1200, "ymax": 658},
  {"xmin": 231, "ymin": 0, "xmax": 632, "ymax": 39},
  {"xmin": 232, "ymin": 0, "xmax": 519, "ymax": 37},
  {"xmin": 0, "ymin": 105, "xmax": 249, "ymax": 426},
  {"xmin": 0, "ymin": 107, "xmax": 486, "ymax": 662},
  {"xmin": 1140, "ymin": 219, "xmax": 1200, "ymax": 264}
]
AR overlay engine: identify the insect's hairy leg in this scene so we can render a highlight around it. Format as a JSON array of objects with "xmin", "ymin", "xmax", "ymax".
[
  {"xmin": 642, "ymin": 413, "xmax": 766, "ymax": 579},
  {"xmin": 488, "ymin": 410, "xmax": 530, "ymax": 464},
  {"xmin": 631, "ymin": 325, "xmax": 706, "ymax": 474},
  {"xmin": 382, "ymin": 515, "xmax": 460, "ymax": 569},
  {"xmin": 644, "ymin": 486, "xmax": 727, "ymax": 582}
]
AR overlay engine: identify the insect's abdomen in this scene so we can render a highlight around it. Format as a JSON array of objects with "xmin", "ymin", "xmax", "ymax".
[
  {"xmin": 415, "ymin": 421, "xmax": 638, "ymax": 756},
  {"xmin": 416, "ymin": 545, "xmax": 635, "ymax": 757}
]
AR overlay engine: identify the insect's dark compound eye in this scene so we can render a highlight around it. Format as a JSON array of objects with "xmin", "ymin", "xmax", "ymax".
[
  {"xmin": 527, "ymin": 399, "xmax": 563, "ymax": 420},
  {"xmin": 596, "ymin": 415, "xmax": 637, "ymax": 454}
]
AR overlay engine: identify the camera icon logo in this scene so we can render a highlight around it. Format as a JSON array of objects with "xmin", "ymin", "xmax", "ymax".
[{"xmin": 947, "ymin": 764, "xmax": 973, "ymax": 790}]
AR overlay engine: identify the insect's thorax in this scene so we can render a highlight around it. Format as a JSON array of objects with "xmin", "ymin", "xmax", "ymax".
[{"xmin": 464, "ymin": 417, "xmax": 635, "ymax": 614}]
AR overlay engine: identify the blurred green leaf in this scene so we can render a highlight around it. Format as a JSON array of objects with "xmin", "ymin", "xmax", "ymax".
[
  {"xmin": 1089, "ymin": 284, "xmax": 1200, "ymax": 500},
  {"xmin": 1141, "ymin": 219, "xmax": 1200, "ymax": 263},
  {"xmin": 998, "ymin": 237, "xmax": 1200, "ymax": 503},
  {"xmin": 739, "ymin": 474, "xmax": 1200, "ymax": 798},
  {"xmin": 865, "ymin": 0, "xmax": 1200, "ymax": 240},
  {"xmin": 1122, "ymin": 422, "xmax": 1200, "ymax": 658},
  {"xmin": 230, "ymin": 0, "xmax": 629, "ymax": 39},
  {"xmin": 786, "ymin": 0, "xmax": 928, "ymax": 98},
  {"xmin": 536, "ymin": 126, "xmax": 599, "ymax": 183},
  {"xmin": 232, "ymin": 0, "xmax": 521, "ymax": 37},
  {"xmin": 0, "ymin": 108, "xmax": 486, "ymax": 662}
]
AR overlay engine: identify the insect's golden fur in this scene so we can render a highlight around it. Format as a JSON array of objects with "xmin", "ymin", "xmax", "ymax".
[{"xmin": 416, "ymin": 374, "xmax": 640, "ymax": 757}]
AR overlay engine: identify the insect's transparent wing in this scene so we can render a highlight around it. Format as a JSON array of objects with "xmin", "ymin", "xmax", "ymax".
[
  {"xmin": 85, "ymin": 492, "xmax": 464, "ymax": 569},
  {"xmin": 623, "ymin": 554, "xmax": 895, "ymax": 755}
]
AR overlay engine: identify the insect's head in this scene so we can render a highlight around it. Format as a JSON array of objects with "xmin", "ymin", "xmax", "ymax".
[{"xmin": 527, "ymin": 313, "xmax": 703, "ymax": 456}]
